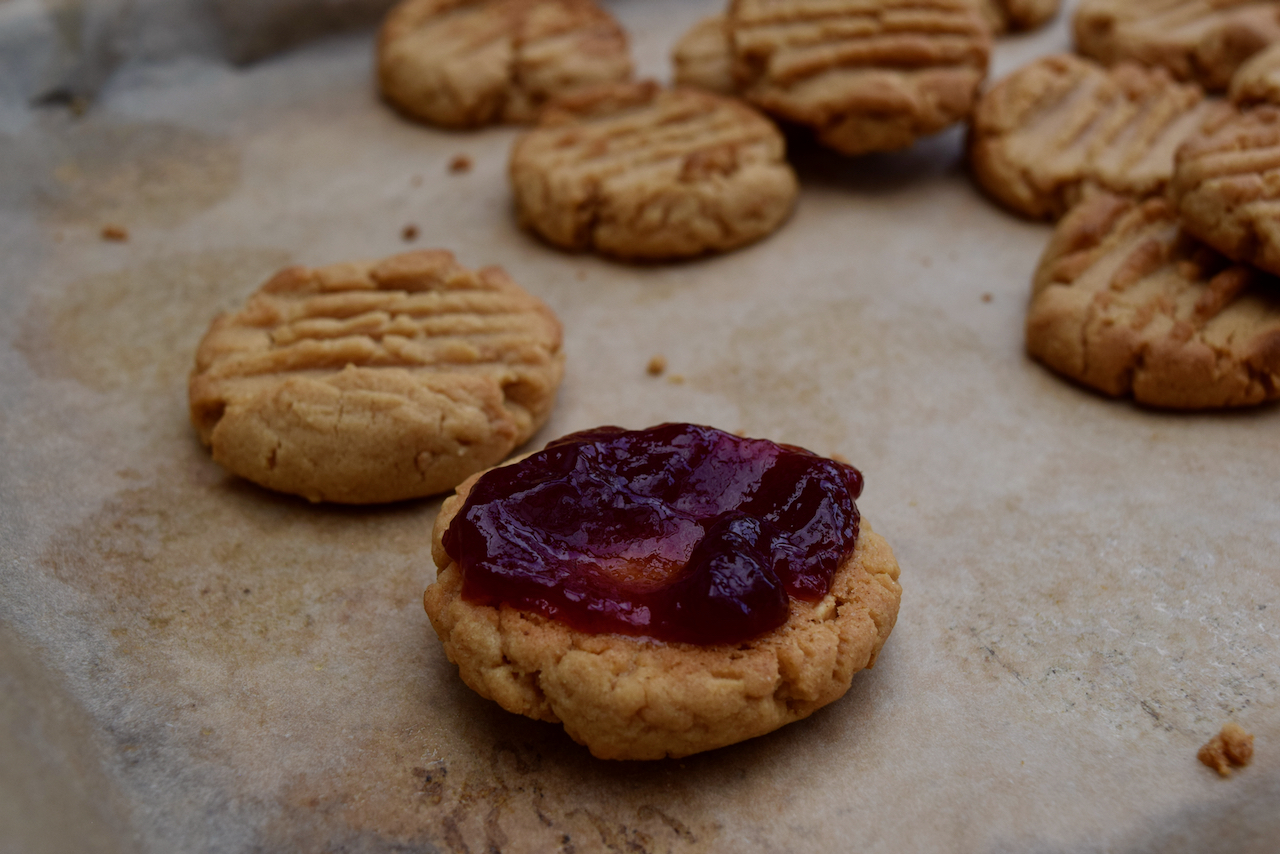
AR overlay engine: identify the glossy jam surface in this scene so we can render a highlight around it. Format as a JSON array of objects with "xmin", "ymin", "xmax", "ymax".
[{"xmin": 443, "ymin": 424, "xmax": 863, "ymax": 645}]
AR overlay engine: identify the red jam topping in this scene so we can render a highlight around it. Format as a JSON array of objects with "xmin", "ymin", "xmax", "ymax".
[{"xmin": 442, "ymin": 424, "xmax": 863, "ymax": 645}]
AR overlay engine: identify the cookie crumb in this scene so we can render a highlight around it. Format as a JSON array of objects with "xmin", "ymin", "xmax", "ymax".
[
  {"xmin": 1198, "ymin": 722, "xmax": 1254, "ymax": 777},
  {"xmin": 667, "ymin": 374, "xmax": 685, "ymax": 385},
  {"xmin": 646, "ymin": 355, "xmax": 667, "ymax": 376},
  {"xmin": 981, "ymin": 292, "xmax": 993, "ymax": 303},
  {"xmin": 449, "ymin": 155, "xmax": 473, "ymax": 174},
  {"xmin": 402, "ymin": 224, "xmax": 419, "ymax": 242},
  {"xmin": 101, "ymin": 224, "xmax": 129, "ymax": 242}
]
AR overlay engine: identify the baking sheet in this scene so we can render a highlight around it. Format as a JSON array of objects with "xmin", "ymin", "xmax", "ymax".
[{"xmin": 2, "ymin": 2, "xmax": 1278, "ymax": 852}]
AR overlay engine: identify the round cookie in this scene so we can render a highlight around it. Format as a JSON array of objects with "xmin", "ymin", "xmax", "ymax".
[
  {"xmin": 1171, "ymin": 106, "xmax": 1280, "ymax": 276},
  {"xmin": 970, "ymin": 54, "xmax": 1231, "ymax": 220},
  {"xmin": 377, "ymin": 0, "xmax": 632, "ymax": 128},
  {"xmin": 1028, "ymin": 191, "xmax": 1280, "ymax": 408},
  {"xmin": 188, "ymin": 250, "xmax": 564, "ymax": 503},
  {"xmin": 1074, "ymin": 0, "xmax": 1280, "ymax": 92},
  {"xmin": 1231, "ymin": 41, "xmax": 1280, "ymax": 106},
  {"xmin": 726, "ymin": 0, "xmax": 991, "ymax": 156},
  {"xmin": 508, "ymin": 81, "xmax": 798, "ymax": 260},
  {"xmin": 672, "ymin": 15, "xmax": 736, "ymax": 96},
  {"xmin": 424, "ymin": 464, "xmax": 902, "ymax": 761}
]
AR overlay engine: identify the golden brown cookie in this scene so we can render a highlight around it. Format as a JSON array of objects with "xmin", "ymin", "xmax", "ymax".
[
  {"xmin": 725, "ymin": 0, "xmax": 991, "ymax": 156},
  {"xmin": 1231, "ymin": 41, "xmax": 1280, "ymax": 106},
  {"xmin": 975, "ymin": 0, "xmax": 1061, "ymax": 34},
  {"xmin": 424, "ymin": 466, "xmax": 902, "ymax": 761},
  {"xmin": 1027, "ymin": 191, "xmax": 1280, "ymax": 407},
  {"xmin": 970, "ymin": 54, "xmax": 1231, "ymax": 220},
  {"xmin": 672, "ymin": 15, "xmax": 736, "ymax": 95},
  {"xmin": 508, "ymin": 81, "xmax": 798, "ymax": 260},
  {"xmin": 1171, "ymin": 105, "xmax": 1280, "ymax": 275},
  {"xmin": 1073, "ymin": 0, "xmax": 1280, "ymax": 92},
  {"xmin": 377, "ymin": 0, "xmax": 632, "ymax": 128},
  {"xmin": 189, "ymin": 251, "xmax": 565, "ymax": 503}
]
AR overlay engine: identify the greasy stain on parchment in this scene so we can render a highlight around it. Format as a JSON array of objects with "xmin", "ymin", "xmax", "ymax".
[
  {"xmin": 32, "ymin": 117, "xmax": 241, "ymax": 228},
  {"xmin": 37, "ymin": 470, "xmax": 730, "ymax": 852},
  {"xmin": 16, "ymin": 249, "xmax": 292, "ymax": 395}
]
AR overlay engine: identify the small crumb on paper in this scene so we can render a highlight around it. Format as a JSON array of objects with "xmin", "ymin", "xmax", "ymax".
[
  {"xmin": 449, "ymin": 154, "xmax": 473, "ymax": 174},
  {"xmin": 101, "ymin": 224, "xmax": 129, "ymax": 242},
  {"xmin": 981, "ymin": 292, "xmax": 993, "ymax": 303},
  {"xmin": 667, "ymin": 374, "xmax": 685, "ymax": 385},
  {"xmin": 646, "ymin": 355, "xmax": 667, "ymax": 376},
  {"xmin": 1198, "ymin": 722, "xmax": 1254, "ymax": 777},
  {"xmin": 402, "ymin": 224, "xmax": 419, "ymax": 241}
]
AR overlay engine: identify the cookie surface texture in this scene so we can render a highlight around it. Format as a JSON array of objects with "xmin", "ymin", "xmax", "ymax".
[
  {"xmin": 1073, "ymin": 0, "xmax": 1280, "ymax": 91},
  {"xmin": 509, "ymin": 81, "xmax": 799, "ymax": 260},
  {"xmin": 424, "ymin": 469, "xmax": 902, "ymax": 760},
  {"xmin": 672, "ymin": 15, "xmax": 737, "ymax": 95},
  {"xmin": 726, "ymin": 0, "xmax": 991, "ymax": 155},
  {"xmin": 970, "ymin": 54, "xmax": 1230, "ymax": 220},
  {"xmin": 189, "ymin": 251, "xmax": 565, "ymax": 503},
  {"xmin": 1231, "ymin": 41, "xmax": 1280, "ymax": 105},
  {"xmin": 1171, "ymin": 105, "xmax": 1280, "ymax": 275},
  {"xmin": 378, "ymin": 0, "xmax": 632, "ymax": 127},
  {"xmin": 1028, "ymin": 192, "xmax": 1280, "ymax": 407},
  {"xmin": 975, "ymin": 0, "xmax": 1061, "ymax": 34}
]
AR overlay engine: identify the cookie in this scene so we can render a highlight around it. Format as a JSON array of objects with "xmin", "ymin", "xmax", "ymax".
[
  {"xmin": 1170, "ymin": 105, "xmax": 1280, "ymax": 276},
  {"xmin": 975, "ymin": 0, "xmax": 1061, "ymax": 34},
  {"xmin": 508, "ymin": 81, "xmax": 798, "ymax": 260},
  {"xmin": 188, "ymin": 250, "xmax": 565, "ymax": 503},
  {"xmin": 674, "ymin": 3, "xmax": 1048, "ymax": 100},
  {"xmin": 424, "ymin": 426, "xmax": 902, "ymax": 760},
  {"xmin": 726, "ymin": 0, "xmax": 991, "ymax": 156},
  {"xmin": 970, "ymin": 54, "xmax": 1231, "ymax": 220},
  {"xmin": 377, "ymin": 0, "xmax": 632, "ymax": 128},
  {"xmin": 1027, "ymin": 191, "xmax": 1280, "ymax": 407},
  {"xmin": 672, "ymin": 15, "xmax": 736, "ymax": 96},
  {"xmin": 1074, "ymin": 0, "xmax": 1280, "ymax": 92},
  {"xmin": 1231, "ymin": 41, "xmax": 1280, "ymax": 106}
]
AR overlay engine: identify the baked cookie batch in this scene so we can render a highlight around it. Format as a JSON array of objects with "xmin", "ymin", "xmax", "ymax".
[{"xmin": 184, "ymin": 0, "xmax": 1280, "ymax": 760}]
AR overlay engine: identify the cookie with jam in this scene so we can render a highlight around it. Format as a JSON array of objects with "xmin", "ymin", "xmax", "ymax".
[{"xmin": 424, "ymin": 423, "xmax": 902, "ymax": 760}]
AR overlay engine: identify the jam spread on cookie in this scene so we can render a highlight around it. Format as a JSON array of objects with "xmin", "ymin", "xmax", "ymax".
[{"xmin": 443, "ymin": 424, "xmax": 862, "ymax": 644}]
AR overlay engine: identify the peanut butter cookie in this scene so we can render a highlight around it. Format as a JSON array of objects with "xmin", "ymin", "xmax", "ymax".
[
  {"xmin": 970, "ymin": 54, "xmax": 1231, "ymax": 220},
  {"xmin": 1171, "ymin": 105, "xmax": 1280, "ymax": 276},
  {"xmin": 424, "ymin": 433, "xmax": 902, "ymax": 760},
  {"xmin": 673, "ymin": 3, "xmax": 1048, "ymax": 101},
  {"xmin": 509, "ymin": 81, "xmax": 798, "ymax": 260},
  {"xmin": 1028, "ymin": 192, "xmax": 1280, "ymax": 407},
  {"xmin": 1074, "ymin": 0, "xmax": 1280, "ymax": 92},
  {"xmin": 377, "ymin": 0, "xmax": 632, "ymax": 128},
  {"xmin": 727, "ymin": 0, "xmax": 991, "ymax": 155},
  {"xmin": 1231, "ymin": 41, "xmax": 1280, "ymax": 106},
  {"xmin": 189, "ymin": 251, "xmax": 565, "ymax": 503}
]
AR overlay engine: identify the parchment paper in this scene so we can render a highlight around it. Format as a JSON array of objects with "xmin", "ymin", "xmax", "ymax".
[{"xmin": 1, "ymin": 2, "xmax": 1278, "ymax": 852}]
